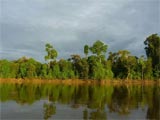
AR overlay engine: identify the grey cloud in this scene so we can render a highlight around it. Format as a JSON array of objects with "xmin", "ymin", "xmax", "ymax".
[{"xmin": 1, "ymin": 0, "xmax": 159, "ymax": 61}]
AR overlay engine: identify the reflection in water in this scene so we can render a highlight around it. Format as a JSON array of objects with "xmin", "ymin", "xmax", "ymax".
[
  {"xmin": 146, "ymin": 86, "xmax": 160, "ymax": 119},
  {"xmin": 109, "ymin": 86, "xmax": 130, "ymax": 115},
  {"xmin": 0, "ymin": 83, "xmax": 159, "ymax": 120},
  {"xmin": 83, "ymin": 109, "xmax": 88, "ymax": 120},
  {"xmin": 89, "ymin": 109, "xmax": 107, "ymax": 120},
  {"xmin": 43, "ymin": 102, "xmax": 56, "ymax": 120}
]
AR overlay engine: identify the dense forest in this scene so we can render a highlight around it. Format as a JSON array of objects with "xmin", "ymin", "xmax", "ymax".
[{"xmin": 0, "ymin": 34, "xmax": 160, "ymax": 80}]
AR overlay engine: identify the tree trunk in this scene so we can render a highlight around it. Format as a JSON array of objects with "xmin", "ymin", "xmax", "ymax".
[
  {"xmin": 141, "ymin": 66, "xmax": 144, "ymax": 80},
  {"xmin": 127, "ymin": 69, "xmax": 130, "ymax": 80}
]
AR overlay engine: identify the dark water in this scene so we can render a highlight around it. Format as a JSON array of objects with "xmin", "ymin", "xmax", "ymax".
[{"xmin": 0, "ymin": 83, "xmax": 159, "ymax": 120}]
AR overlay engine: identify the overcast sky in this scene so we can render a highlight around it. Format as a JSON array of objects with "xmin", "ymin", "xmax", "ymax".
[{"xmin": 1, "ymin": 0, "xmax": 159, "ymax": 62}]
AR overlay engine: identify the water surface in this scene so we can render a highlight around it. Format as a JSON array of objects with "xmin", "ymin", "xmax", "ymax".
[{"xmin": 0, "ymin": 83, "xmax": 159, "ymax": 120}]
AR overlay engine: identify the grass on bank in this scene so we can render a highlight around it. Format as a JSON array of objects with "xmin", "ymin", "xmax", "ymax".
[{"xmin": 0, "ymin": 78, "xmax": 159, "ymax": 86}]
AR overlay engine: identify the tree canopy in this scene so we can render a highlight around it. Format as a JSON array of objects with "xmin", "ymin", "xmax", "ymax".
[
  {"xmin": 144, "ymin": 34, "xmax": 160, "ymax": 79},
  {"xmin": 0, "ymin": 34, "xmax": 159, "ymax": 80}
]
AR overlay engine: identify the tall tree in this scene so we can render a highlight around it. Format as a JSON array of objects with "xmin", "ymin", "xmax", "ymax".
[
  {"xmin": 84, "ymin": 45, "xmax": 89, "ymax": 57},
  {"xmin": 70, "ymin": 54, "xmax": 81, "ymax": 78},
  {"xmin": 144, "ymin": 58, "xmax": 153, "ymax": 79},
  {"xmin": 58, "ymin": 59, "xmax": 75, "ymax": 79},
  {"xmin": 108, "ymin": 50, "xmax": 137, "ymax": 79},
  {"xmin": 45, "ymin": 43, "xmax": 58, "ymax": 68},
  {"xmin": 138, "ymin": 56, "xmax": 146, "ymax": 80},
  {"xmin": 90, "ymin": 40, "xmax": 108, "ymax": 62},
  {"xmin": 75, "ymin": 58, "xmax": 89, "ymax": 79},
  {"xmin": 144, "ymin": 34, "xmax": 160, "ymax": 76},
  {"xmin": 87, "ymin": 55, "xmax": 106, "ymax": 80}
]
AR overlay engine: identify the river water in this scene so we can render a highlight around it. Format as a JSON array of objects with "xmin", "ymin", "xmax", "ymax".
[{"xmin": 0, "ymin": 83, "xmax": 159, "ymax": 120}]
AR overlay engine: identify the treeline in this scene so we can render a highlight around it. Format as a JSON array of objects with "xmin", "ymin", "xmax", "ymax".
[{"xmin": 0, "ymin": 34, "xmax": 159, "ymax": 80}]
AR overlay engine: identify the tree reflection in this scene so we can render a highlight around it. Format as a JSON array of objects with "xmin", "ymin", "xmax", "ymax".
[
  {"xmin": 83, "ymin": 108, "xmax": 107, "ymax": 120},
  {"xmin": 108, "ymin": 86, "xmax": 130, "ymax": 115},
  {"xmin": 83, "ymin": 109, "xmax": 88, "ymax": 120},
  {"xmin": 146, "ymin": 86, "xmax": 160, "ymax": 120},
  {"xmin": 43, "ymin": 102, "xmax": 56, "ymax": 120},
  {"xmin": 87, "ymin": 86, "xmax": 106, "ymax": 110},
  {"xmin": 89, "ymin": 109, "xmax": 107, "ymax": 120},
  {"xmin": 0, "ymin": 83, "xmax": 159, "ymax": 120}
]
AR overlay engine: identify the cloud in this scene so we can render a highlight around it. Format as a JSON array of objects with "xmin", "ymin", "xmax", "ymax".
[{"xmin": 1, "ymin": 0, "xmax": 159, "ymax": 61}]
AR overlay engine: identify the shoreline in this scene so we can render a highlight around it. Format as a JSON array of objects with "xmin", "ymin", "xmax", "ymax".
[{"xmin": 0, "ymin": 78, "xmax": 159, "ymax": 86}]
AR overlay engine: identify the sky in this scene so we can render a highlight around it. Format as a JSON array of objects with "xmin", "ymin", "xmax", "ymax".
[{"xmin": 0, "ymin": 0, "xmax": 159, "ymax": 62}]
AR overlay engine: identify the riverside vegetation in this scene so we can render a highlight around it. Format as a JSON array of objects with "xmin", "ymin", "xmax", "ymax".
[{"xmin": 0, "ymin": 34, "xmax": 160, "ymax": 80}]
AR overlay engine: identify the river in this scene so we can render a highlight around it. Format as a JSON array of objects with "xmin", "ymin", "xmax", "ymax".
[{"xmin": 0, "ymin": 83, "xmax": 159, "ymax": 120}]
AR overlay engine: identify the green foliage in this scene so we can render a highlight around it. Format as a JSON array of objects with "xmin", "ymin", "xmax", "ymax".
[
  {"xmin": 26, "ymin": 59, "xmax": 38, "ymax": 78},
  {"xmin": 58, "ymin": 59, "xmax": 75, "ymax": 79},
  {"xmin": 108, "ymin": 50, "xmax": 132, "ymax": 79},
  {"xmin": 45, "ymin": 43, "xmax": 58, "ymax": 61},
  {"xmin": 90, "ymin": 40, "xmax": 108, "ymax": 57},
  {"xmin": 74, "ymin": 58, "xmax": 89, "ymax": 79},
  {"xmin": 10, "ymin": 63, "xmax": 19, "ymax": 78},
  {"xmin": 45, "ymin": 43, "xmax": 58, "ymax": 69},
  {"xmin": 107, "ymin": 50, "xmax": 152, "ymax": 80},
  {"xmin": 70, "ymin": 54, "xmax": 81, "ymax": 78},
  {"xmin": 19, "ymin": 62, "xmax": 27, "ymax": 78},
  {"xmin": 138, "ymin": 56, "xmax": 146, "ymax": 80},
  {"xmin": 144, "ymin": 34, "xmax": 160, "ymax": 66},
  {"xmin": 0, "ymin": 35, "xmax": 158, "ymax": 80},
  {"xmin": 84, "ymin": 45, "xmax": 89, "ymax": 57},
  {"xmin": 144, "ymin": 58, "xmax": 153, "ymax": 80},
  {"xmin": 89, "ymin": 40, "xmax": 108, "ymax": 63},
  {"xmin": 40, "ymin": 64, "xmax": 48, "ymax": 78},
  {"xmin": 104, "ymin": 60, "xmax": 114, "ymax": 79},
  {"xmin": 144, "ymin": 34, "xmax": 160, "ymax": 78},
  {"xmin": 88, "ymin": 56, "xmax": 108, "ymax": 80},
  {"xmin": 52, "ymin": 64, "xmax": 60, "ymax": 79},
  {"xmin": 0, "ymin": 60, "xmax": 12, "ymax": 78}
]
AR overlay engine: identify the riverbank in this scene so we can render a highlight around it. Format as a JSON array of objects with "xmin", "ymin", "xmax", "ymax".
[{"xmin": 0, "ymin": 78, "xmax": 159, "ymax": 86}]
